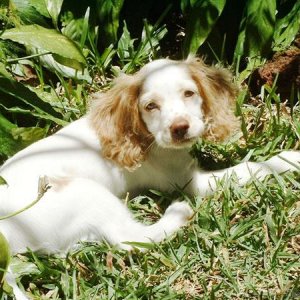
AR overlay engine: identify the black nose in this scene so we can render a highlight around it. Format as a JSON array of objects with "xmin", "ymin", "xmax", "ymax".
[{"xmin": 170, "ymin": 118, "xmax": 190, "ymax": 141}]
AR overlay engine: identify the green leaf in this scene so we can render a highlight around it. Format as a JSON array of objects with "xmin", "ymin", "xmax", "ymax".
[
  {"xmin": 273, "ymin": 1, "xmax": 300, "ymax": 51},
  {"xmin": 122, "ymin": 241, "xmax": 155, "ymax": 250},
  {"xmin": 0, "ymin": 113, "xmax": 21, "ymax": 158},
  {"xmin": 10, "ymin": 0, "xmax": 49, "ymax": 26},
  {"xmin": 45, "ymin": 0, "xmax": 64, "ymax": 28},
  {"xmin": 9, "ymin": 258, "xmax": 40, "ymax": 278},
  {"xmin": 0, "ymin": 232, "xmax": 10, "ymax": 284},
  {"xmin": 151, "ymin": 252, "xmax": 175, "ymax": 268},
  {"xmin": 0, "ymin": 76, "xmax": 66, "ymax": 125},
  {"xmin": 0, "ymin": 113, "xmax": 48, "ymax": 159},
  {"xmin": 1, "ymin": 25, "xmax": 86, "ymax": 70},
  {"xmin": 117, "ymin": 21, "xmax": 167, "ymax": 72},
  {"xmin": 183, "ymin": 0, "xmax": 226, "ymax": 55},
  {"xmin": 265, "ymin": 206, "xmax": 278, "ymax": 244},
  {"xmin": 0, "ymin": 62, "xmax": 12, "ymax": 79},
  {"xmin": 11, "ymin": 127, "xmax": 46, "ymax": 146},
  {"xmin": 97, "ymin": 0, "xmax": 125, "ymax": 46},
  {"xmin": 80, "ymin": 7, "xmax": 90, "ymax": 48},
  {"xmin": 117, "ymin": 21, "xmax": 135, "ymax": 61},
  {"xmin": 234, "ymin": 0, "xmax": 276, "ymax": 61},
  {"xmin": 0, "ymin": 176, "xmax": 8, "ymax": 186},
  {"xmin": 38, "ymin": 53, "xmax": 92, "ymax": 82},
  {"xmin": 28, "ymin": 0, "xmax": 50, "ymax": 18}
]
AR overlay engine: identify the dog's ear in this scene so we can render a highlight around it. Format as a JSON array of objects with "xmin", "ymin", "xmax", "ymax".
[
  {"xmin": 185, "ymin": 57, "xmax": 239, "ymax": 142},
  {"xmin": 89, "ymin": 74, "xmax": 153, "ymax": 171}
]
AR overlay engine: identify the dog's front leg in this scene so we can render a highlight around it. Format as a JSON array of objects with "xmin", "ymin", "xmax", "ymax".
[{"xmin": 191, "ymin": 150, "xmax": 300, "ymax": 196}]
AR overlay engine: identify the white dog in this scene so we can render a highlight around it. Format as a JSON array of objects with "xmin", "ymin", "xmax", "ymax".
[{"xmin": 0, "ymin": 57, "xmax": 299, "ymax": 256}]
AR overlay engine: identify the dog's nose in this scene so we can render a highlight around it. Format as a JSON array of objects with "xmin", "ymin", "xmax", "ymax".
[{"xmin": 170, "ymin": 118, "xmax": 190, "ymax": 141}]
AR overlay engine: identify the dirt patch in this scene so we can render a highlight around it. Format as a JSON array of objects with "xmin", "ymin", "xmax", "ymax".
[{"xmin": 249, "ymin": 47, "xmax": 300, "ymax": 101}]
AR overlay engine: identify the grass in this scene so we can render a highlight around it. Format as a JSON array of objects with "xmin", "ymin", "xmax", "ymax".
[{"xmin": 4, "ymin": 96, "xmax": 300, "ymax": 299}]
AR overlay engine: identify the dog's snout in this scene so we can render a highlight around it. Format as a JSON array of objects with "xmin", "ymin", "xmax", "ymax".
[{"xmin": 170, "ymin": 118, "xmax": 190, "ymax": 141}]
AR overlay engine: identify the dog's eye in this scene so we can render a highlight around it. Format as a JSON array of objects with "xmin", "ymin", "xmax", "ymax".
[
  {"xmin": 145, "ymin": 102, "xmax": 159, "ymax": 111},
  {"xmin": 184, "ymin": 90, "xmax": 195, "ymax": 98}
]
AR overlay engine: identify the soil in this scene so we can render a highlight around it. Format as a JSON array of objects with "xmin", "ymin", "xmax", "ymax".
[{"xmin": 249, "ymin": 45, "xmax": 300, "ymax": 101}]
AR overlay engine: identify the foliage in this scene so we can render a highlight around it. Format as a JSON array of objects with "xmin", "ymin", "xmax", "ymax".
[
  {"xmin": 97, "ymin": 0, "xmax": 125, "ymax": 47},
  {"xmin": 183, "ymin": 0, "xmax": 299, "ymax": 65},
  {"xmin": 181, "ymin": 0, "xmax": 226, "ymax": 55},
  {"xmin": 1, "ymin": 25, "xmax": 86, "ymax": 70},
  {"xmin": 233, "ymin": 0, "xmax": 276, "ymax": 61},
  {"xmin": 273, "ymin": 1, "xmax": 300, "ymax": 52}
]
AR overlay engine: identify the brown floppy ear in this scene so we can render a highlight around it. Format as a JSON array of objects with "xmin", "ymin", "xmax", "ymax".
[
  {"xmin": 185, "ymin": 57, "xmax": 239, "ymax": 142},
  {"xmin": 89, "ymin": 74, "xmax": 153, "ymax": 171}
]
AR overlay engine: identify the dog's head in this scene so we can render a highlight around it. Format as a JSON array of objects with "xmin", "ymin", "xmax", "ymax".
[{"xmin": 90, "ymin": 57, "xmax": 238, "ymax": 170}]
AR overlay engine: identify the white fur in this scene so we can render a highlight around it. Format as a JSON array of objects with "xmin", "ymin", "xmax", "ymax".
[{"xmin": 0, "ymin": 59, "xmax": 300, "ymax": 298}]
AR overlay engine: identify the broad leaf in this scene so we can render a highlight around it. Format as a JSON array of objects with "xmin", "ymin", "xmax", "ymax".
[
  {"xmin": 1, "ymin": 25, "xmax": 86, "ymax": 70},
  {"xmin": 28, "ymin": 0, "xmax": 50, "ymax": 18},
  {"xmin": 0, "ymin": 113, "xmax": 47, "ymax": 159},
  {"xmin": 9, "ymin": 258, "xmax": 40, "ymax": 278},
  {"xmin": 273, "ymin": 1, "xmax": 300, "ymax": 51},
  {"xmin": 10, "ymin": 0, "xmax": 49, "ymax": 26},
  {"xmin": 234, "ymin": 0, "xmax": 276, "ymax": 61},
  {"xmin": 183, "ymin": 0, "xmax": 226, "ymax": 55},
  {"xmin": 45, "ymin": 0, "xmax": 64, "ymax": 28},
  {"xmin": 0, "ymin": 77, "xmax": 66, "ymax": 125},
  {"xmin": 0, "ymin": 232, "xmax": 10, "ymax": 284},
  {"xmin": 0, "ymin": 113, "xmax": 21, "ymax": 158},
  {"xmin": 117, "ymin": 21, "xmax": 135, "ymax": 61},
  {"xmin": 97, "ymin": 0, "xmax": 125, "ymax": 46},
  {"xmin": 11, "ymin": 127, "xmax": 46, "ymax": 145},
  {"xmin": 38, "ymin": 53, "xmax": 92, "ymax": 82},
  {"xmin": 0, "ymin": 63, "xmax": 12, "ymax": 79}
]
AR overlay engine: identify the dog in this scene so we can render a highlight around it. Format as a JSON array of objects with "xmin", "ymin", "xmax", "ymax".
[{"xmin": 0, "ymin": 57, "xmax": 299, "ymax": 298}]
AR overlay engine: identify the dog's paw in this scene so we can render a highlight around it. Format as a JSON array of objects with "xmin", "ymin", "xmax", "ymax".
[
  {"xmin": 164, "ymin": 201, "xmax": 194, "ymax": 223},
  {"xmin": 114, "ymin": 202, "xmax": 194, "ymax": 251}
]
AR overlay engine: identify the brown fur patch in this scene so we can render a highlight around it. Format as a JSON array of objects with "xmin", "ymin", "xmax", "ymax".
[
  {"xmin": 89, "ymin": 74, "xmax": 154, "ymax": 171},
  {"xmin": 185, "ymin": 57, "xmax": 239, "ymax": 142}
]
